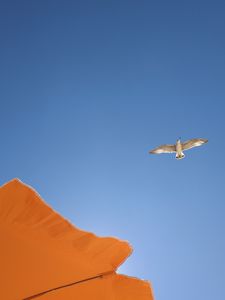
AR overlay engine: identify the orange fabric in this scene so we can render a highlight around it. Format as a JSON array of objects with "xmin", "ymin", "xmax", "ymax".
[
  {"xmin": 36, "ymin": 274, "xmax": 153, "ymax": 300},
  {"xmin": 0, "ymin": 179, "xmax": 154, "ymax": 300}
]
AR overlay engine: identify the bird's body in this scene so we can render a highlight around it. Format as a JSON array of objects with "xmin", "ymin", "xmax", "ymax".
[
  {"xmin": 175, "ymin": 139, "xmax": 185, "ymax": 159},
  {"xmin": 149, "ymin": 138, "xmax": 208, "ymax": 159}
]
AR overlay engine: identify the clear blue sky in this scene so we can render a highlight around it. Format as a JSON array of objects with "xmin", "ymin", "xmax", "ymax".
[{"xmin": 1, "ymin": 1, "xmax": 225, "ymax": 299}]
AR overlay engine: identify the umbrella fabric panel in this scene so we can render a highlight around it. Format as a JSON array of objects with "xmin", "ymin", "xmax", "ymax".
[
  {"xmin": 28, "ymin": 273, "xmax": 154, "ymax": 300},
  {"xmin": 0, "ymin": 178, "xmax": 131, "ymax": 269}
]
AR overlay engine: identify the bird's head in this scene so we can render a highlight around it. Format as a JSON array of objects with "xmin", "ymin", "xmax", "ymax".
[{"xmin": 177, "ymin": 137, "xmax": 181, "ymax": 142}]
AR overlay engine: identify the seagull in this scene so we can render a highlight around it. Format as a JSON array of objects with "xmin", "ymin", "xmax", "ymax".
[{"xmin": 149, "ymin": 138, "xmax": 208, "ymax": 159}]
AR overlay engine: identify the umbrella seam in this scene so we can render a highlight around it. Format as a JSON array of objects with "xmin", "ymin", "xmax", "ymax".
[{"xmin": 22, "ymin": 271, "xmax": 114, "ymax": 300}]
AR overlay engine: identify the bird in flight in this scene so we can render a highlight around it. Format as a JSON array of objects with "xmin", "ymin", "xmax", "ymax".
[{"xmin": 149, "ymin": 138, "xmax": 208, "ymax": 159}]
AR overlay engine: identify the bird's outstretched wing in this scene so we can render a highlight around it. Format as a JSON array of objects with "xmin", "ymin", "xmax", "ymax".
[
  {"xmin": 149, "ymin": 144, "xmax": 176, "ymax": 154},
  {"xmin": 182, "ymin": 138, "xmax": 208, "ymax": 150}
]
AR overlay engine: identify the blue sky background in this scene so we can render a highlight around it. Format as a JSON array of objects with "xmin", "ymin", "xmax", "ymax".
[{"xmin": 0, "ymin": 1, "xmax": 225, "ymax": 299}]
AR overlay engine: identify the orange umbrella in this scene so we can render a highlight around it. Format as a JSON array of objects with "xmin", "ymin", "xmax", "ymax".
[{"xmin": 0, "ymin": 179, "xmax": 154, "ymax": 300}]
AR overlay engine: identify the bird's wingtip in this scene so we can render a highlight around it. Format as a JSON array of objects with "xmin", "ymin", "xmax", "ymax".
[{"xmin": 201, "ymin": 138, "xmax": 208, "ymax": 144}]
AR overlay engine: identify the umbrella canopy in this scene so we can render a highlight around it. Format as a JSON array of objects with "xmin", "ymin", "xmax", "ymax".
[{"xmin": 0, "ymin": 179, "xmax": 154, "ymax": 300}]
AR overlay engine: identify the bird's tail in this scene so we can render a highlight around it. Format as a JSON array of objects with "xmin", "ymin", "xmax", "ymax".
[{"xmin": 176, "ymin": 152, "xmax": 185, "ymax": 160}]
